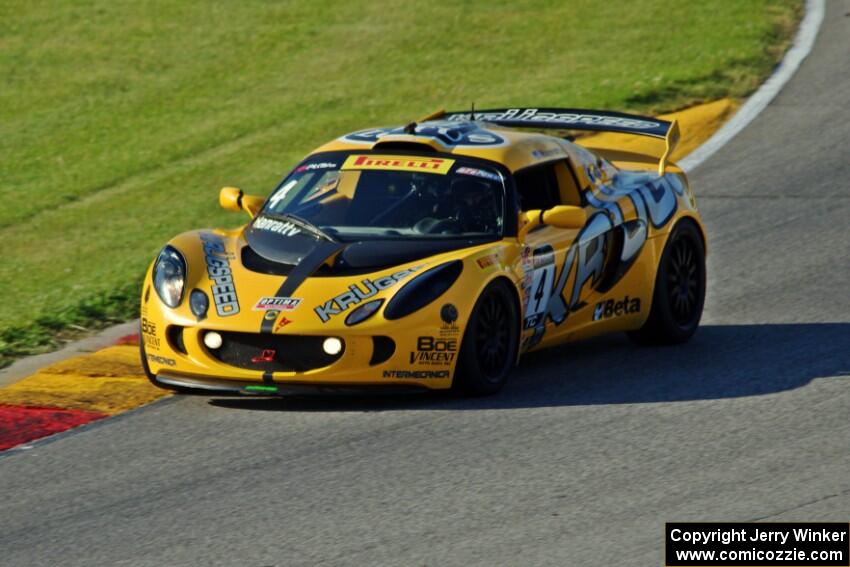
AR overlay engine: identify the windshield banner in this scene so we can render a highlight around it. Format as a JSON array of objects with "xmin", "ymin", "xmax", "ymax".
[{"xmin": 341, "ymin": 154, "xmax": 454, "ymax": 175}]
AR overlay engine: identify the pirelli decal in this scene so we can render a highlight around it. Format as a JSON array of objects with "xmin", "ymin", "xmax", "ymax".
[{"xmin": 341, "ymin": 154, "xmax": 454, "ymax": 175}]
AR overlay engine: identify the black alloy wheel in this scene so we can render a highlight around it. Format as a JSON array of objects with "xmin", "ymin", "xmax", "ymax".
[
  {"xmin": 628, "ymin": 220, "xmax": 706, "ymax": 345},
  {"xmin": 475, "ymin": 291, "xmax": 512, "ymax": 379},
  {"xmin": 454, "ymin": 280, "xmax": 519, "ymax": 395},
  {"xmin": 667, "ymin": 234, "xmax": 701, "ymax": 327}
]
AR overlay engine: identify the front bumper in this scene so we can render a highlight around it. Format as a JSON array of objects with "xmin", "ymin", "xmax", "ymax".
[
  {"xmin": 152, "ymin": 372, "xmax": 430, "ymax": 396},
  {"xmin": 141, "ymin": 303, "xmax": 463, "ymax": 392}
]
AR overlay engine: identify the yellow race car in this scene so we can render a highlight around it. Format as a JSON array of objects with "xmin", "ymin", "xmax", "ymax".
[{"xmin": 140, "ymin": 107, "xmax": 707, "ymax": 396}]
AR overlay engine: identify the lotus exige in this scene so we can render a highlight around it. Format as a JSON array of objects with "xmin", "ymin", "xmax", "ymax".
[{"xmin": 140, "ymin": 107, "xmax": 707, "ymax": 396}]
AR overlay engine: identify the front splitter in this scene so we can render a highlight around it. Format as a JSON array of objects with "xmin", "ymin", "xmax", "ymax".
[{"xmin": 154, "ymin": 372, "xmax": 430, "ymax": 396}]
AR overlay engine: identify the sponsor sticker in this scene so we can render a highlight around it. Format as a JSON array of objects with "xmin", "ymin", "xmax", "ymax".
[
  {"xmin": 439, "ymin": 304, "xmax": 460, "ymax": 337},
  {"xmin": 456, "ymin": 166, "xmax": 501, "ymax": 182},
  {"xmin": 253, "ymin": 297, "xmax": 302, "ymax": 311},
  {"xmin": 592, "ymin": 296, "xmax": 641, "ymax": 321},
  {"xmin": 141, "ymin": 317, "xmax": 160, "ymax": 350},
  {"xmin": 251, "ymin": 349, "xmax": 276, "ymax": 364},
  {"xmin": 409, "ymin": 336, "xmax": 458, "ymax": 366},
  {"xmin": 382, "ymin": 369, "xmax": 450, "ymax": 379},
  {"xmin": 273, "ymin": 316, "xmax": 293, "ymax": 333},
  {"xmin": 531, "ymin": 147, "xmax": 562, "ymax": 159},
  {"xmin": 523, "ymin": 245, "xmax": 556, "ymax": 330},
  {"xmin": 343, "ymin": 123, "xmax": 505, "ymax": 147},
  {"xmin": 295, "ymin": 162, "xmax": 337, "ymax": 173},
  {"xmin": 200, "ymin": 232, "xmax": 240, "ymax": 317},
  {"xmin": 314, "ymin": 266, "xmax": 422, "ymax": 323},
  {"xmin": 253, "ymin": 216, "xmax": 302, "ymax": 237},
  {"xmin": 445, "ymin": 108, "xmax": 661, "ymax": 131},
  {"xmin": 475, "ymin": 254, "xmax": 499, "ymax": 271},
  {"xmin": 341, "ymin": 154, "xmax": 454, "ymax": 175},
  {"xmin": 147, "ymin": 353, "xmax": 176, "ymax": 366}
]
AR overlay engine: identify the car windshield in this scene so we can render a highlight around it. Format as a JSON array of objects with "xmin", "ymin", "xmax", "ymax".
[{"xmin": 261, "ymin": 153, "xmax": 506, "ymax": 241}]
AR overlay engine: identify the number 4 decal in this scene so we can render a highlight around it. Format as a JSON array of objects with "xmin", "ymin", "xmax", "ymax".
[{"xmin": 523, "ymin": 245, "xmax": 556, "ymax": 329}]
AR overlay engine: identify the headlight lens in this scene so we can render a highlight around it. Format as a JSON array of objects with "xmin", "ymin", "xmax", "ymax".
[
  {"xmin": 384, "ymin": 260, "xmax": 463, "ymax": 320},
  {"xmin": 189, "ymin": 289, "xmax": 209, "ymax": 320},
  {"xmin": 344, "ymin": 299, "xmax": 383, "ymax": 326},
  {"xmin": 153, "ymin": 246, "xmax": 186, "ymax": 308}
]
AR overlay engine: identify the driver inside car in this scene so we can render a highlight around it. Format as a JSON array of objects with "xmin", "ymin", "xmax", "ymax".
[{"xmin": 449, "ymin": 177, "xmax": 498, "ymax": 233}]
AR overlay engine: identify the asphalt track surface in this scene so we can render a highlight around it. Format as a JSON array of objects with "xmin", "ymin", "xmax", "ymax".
[{"xmin": 2, "ymin": 5, "xmax": 849, "ymax": 565}]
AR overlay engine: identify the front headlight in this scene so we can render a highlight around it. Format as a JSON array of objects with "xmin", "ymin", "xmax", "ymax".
[
  {"xmin": 384, "ymin": 260, "xmax": 463, "ymax": 320},
  {"xmin": 153, "ymin": 246, "xmax": 186, "ymax": 308}
]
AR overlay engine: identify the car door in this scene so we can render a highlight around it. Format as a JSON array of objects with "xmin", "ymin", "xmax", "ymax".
[{"xmin": 514, "ymin": 158, "xmax": 604, "ymax": 351}]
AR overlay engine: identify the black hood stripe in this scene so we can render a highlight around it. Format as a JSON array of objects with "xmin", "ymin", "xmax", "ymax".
[
  {"xmin": 259, "ymin": 310, "xmax": 279, "ymax": 334},
  {"xmin": 277, "ymin": 241, "xmax": 347, "ymax": 297},
  {"xmin": 259, "ymin": 241, "xmax": 347, "ymax": 335}
]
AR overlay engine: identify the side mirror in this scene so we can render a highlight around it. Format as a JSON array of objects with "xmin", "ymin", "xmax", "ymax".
[
  {"xmin": 219, "ymin": 187, "xmax": 265, "ymax": 218},
  {"xmin": 518, "ymin": 205, "xmax": 586, "ymax": 240},
  {"xmin": 542, "ymin": 205, "xmax": 586, "ymax": 229}
]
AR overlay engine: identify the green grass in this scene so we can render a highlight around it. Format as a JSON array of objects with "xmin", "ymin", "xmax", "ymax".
[{"xmin": 0, "ymin": 0, "xmax": 801, "ymax": 367}]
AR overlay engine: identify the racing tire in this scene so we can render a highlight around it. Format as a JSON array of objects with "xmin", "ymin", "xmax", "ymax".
[
  {"xmin": 628, "ymin": 220, "xmax": 706, "ymax": 345},
  {"xmin": 452, "ymin": 279, "xmax": 520, "ymax": 396}
]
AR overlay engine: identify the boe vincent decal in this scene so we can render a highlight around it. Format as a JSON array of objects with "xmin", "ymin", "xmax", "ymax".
[
  {"xmin": 409, "ymin": 337, "xmax": 458, "ymax": 366},
  {"xmin": 141, "ymin": 317, "xmax": 159, "ymax": 350}
]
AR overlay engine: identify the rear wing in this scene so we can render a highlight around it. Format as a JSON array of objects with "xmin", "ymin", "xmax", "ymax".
[{"xmin": 434, "ymin": 107, "xmax": 680, "ymax": 175}]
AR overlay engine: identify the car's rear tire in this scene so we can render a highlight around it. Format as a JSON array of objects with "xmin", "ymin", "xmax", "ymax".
[
  {"xmin": 628, "ymin": 220, "xmax": 706, "ymax": 345},
  {"xmin": 452, "ymin": 279, "xmax": 519, "ymax": 396}
]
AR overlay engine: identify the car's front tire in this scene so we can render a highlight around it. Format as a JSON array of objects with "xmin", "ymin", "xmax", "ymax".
[
  {"xmin": 452, "ymin": 279, "xmax": 519, "ymax": 396},
  {"xmin": 628, "ymin": 219, "xmax": 706, "ymax": 345}
]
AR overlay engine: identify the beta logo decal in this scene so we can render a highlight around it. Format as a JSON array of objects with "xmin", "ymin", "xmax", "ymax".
[
  {"xmin": 253, "ymin": 297, "xmax": 302, "ymax": 311},
  {"xmin": 342, "ymin": 155, "xmax": 454, "ymax": 175},
  {"xmin": 253, "ymin": 216, "xmax": 301, "ymax": 237},
  {"xmin": 593, "ymin": 296, "xmax": 641, "ymax": 321},
  {"xmin": 383, "ymin": 370, "xmax": 449, "ymax": 379},
  {"xmin": 314, "ymin": 266, "xmax": 422, "ymax": 322},
  {"xmin": 200, "ymin": 232, "xmax": 240, "ymax": 317},
  {"xmin": 409, "ymin": 337, "xmax": 457, "ymax": 366}
]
